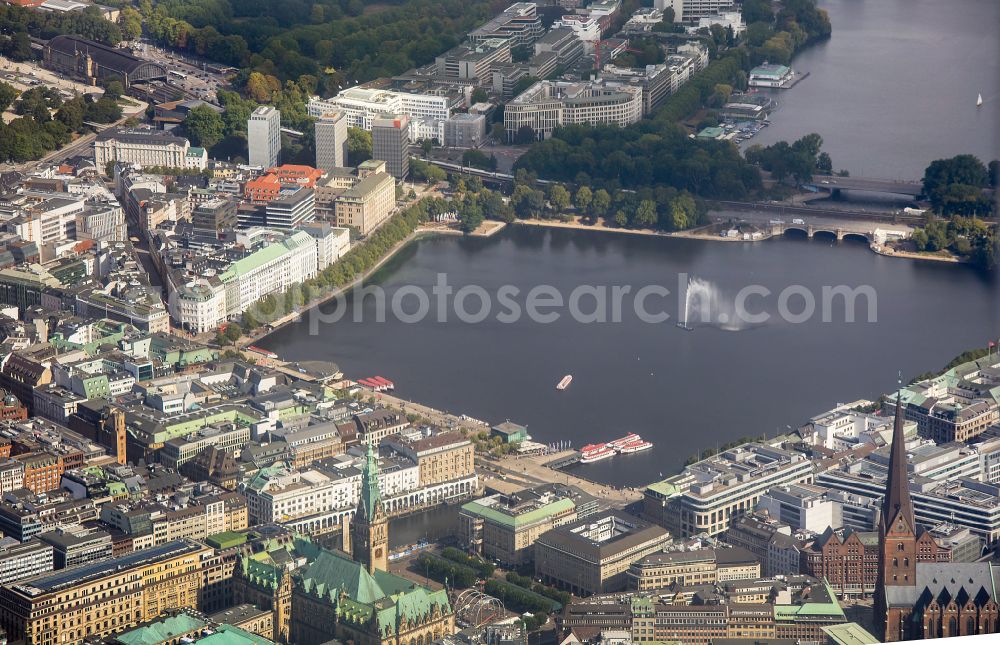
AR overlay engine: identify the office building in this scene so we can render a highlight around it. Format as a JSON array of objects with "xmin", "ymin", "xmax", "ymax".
[
  {"xmin": 458, "ymin": 484, "xmax": 583, "ymax": 565},
  {"xmin": 598, "ymin": 63, "xmax": 676, "ymax": 116},
  {"xmin": 436, "ymin": 39, "xmax": 513, "ymax": 83},
  {"xmin": 169, "ymin": 229, "xmax": 318, "ymax": 332},
  {"xmin": 535, "ymin": 510, "xmax": 671, "ymax": 595},
  {"xmin": 264, "ymin": 187, "xmax": 315, "ymax": 229},
  {"xmin": 644, "ymin": 443, "xmax": 814, "ymax": 538},
  {"xmin": 504, "ymin": 80, "xmax": 643, "ymax": 141},
  {"xmin": 191, "ymin": 198, "xmax": 238, "ymax": 236},
  {"xmin": 657, "ymin": 0, "xmax": 735, "ymax": 23},
  {"xmin": 0, "ymin": 538, "xmax": 54, "ymax": 585},
  {"xmin": 332, "ymin": 168, "xmax": 396, "ymax": 234},
  {"xmin": 627, "ymin": 546, "xmax": 760, "ymax": 590},
  {"xmin": 299, "ymin": 222, "xmax": 351, "ymax": 271},
  {"xmin": 248, "ymin": 106, "xmax": 281, "ymax": 169},
  {"xmin": 314, "ymin": 112, "xmax": 348, "ymax": 172},
  {"xmin": 564, "ymin": 577, "xmax": 848, "ymax": 644},
  {"xmin": 38, "ymin": 526, "xmax": 114, "ymax": 569},
  {"xmin": 444, "ymin": 113, "xmax": 487, "ymax": 148},
  {"xmin": 308, "ymin": 88, "xmax": 455, "ymax": 142},
  {"xmin": 469, "ymin": 3, "xmax": 545, "ymax": 46},
  {"xmin": 372, "ymin": 115, "xmax": 410, "ymax": 179},
  {"xmin": 892, "ymin": 354, "xmax": 1000, "ymax": 443}
]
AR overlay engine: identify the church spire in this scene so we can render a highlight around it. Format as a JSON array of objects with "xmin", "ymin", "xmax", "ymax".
[
  {"xmin": 881, "ymin": 393, "xmax": 914, "ymax": 534},
  {"xmin": 358, "ymin": 441, "xmax": 382, "ymax": 522}
]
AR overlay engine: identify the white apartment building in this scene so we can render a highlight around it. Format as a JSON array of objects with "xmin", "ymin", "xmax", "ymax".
[
  {"xmin": 803, "ymin": 404, "xmax": 897, "ymax": 451},
  {"xmin": 75, "ymin": 202, "xmax": 127, "ymax": 242},
  {"xmin": 658, "ymin": 0, "xmax": 735, "ymax": 22},
  {"xmin": 301, "ymin": 222, "xmax": 351, "ymax": 271},
  {"xmin": 308, "ymin": 88, "xmax": 453, "ymax": 142},
  {"xmin": 184, "ymin": 146, "xmax": 208, "ymax": 171},
  {"xmin": 169, "ymin": 229, "xmax": 318, "ymax": 332},
  {"xmin": 551, "ymin": 15, "xmax": 602, "ymax": 53},
  {"xmin": 756, "ymin": 483, "xmax": 842, "ymax": 534},
  {"xmin": 248, "ymin": 106, "xmax": 281, "ymax": 168},
  {"xmin": 94, "ymin": 128, "xmax": 191, "ymax": 170},
  {"xmin": 241, "ymin": 451, "xmax": 476, "ymax": 534},
  {"xmin": 695, "ymin": 11, "xmax": 745, "ymax": 36},
  {"xmin": 504, "ymin": 79, "xmax": 643, "ymax": 141},
  {"xmin": 11, "ymin": 196, "xmax": 85, "ymax": 245},
  {"xmin": 0, "ymin": 460, "xmax": 25, "ymax": 496},
  {"xmin": 242, "ymin": 464, "xmax": 362, "ymax": 525}
]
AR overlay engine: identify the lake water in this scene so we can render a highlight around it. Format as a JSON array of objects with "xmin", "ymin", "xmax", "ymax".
[
  {"xmin": 261, "ymin": 227, "xmax": 997, "ymax": 486},
  {"xmin": 261, "ymin": 0, "xmax": 999, "ymax": 487},
  {"xmin": 746, "ymin": 0, "xmax": 1000, "ymax": 179}
]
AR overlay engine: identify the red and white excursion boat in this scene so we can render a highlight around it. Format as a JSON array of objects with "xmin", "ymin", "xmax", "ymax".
[{"xmin": 579, "ymin": 443, "xmax": 616, "ymax": 463}]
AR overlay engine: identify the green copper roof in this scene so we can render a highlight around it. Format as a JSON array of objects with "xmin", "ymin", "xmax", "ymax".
[
  {"xmin": 206, "ymin": 531, "xmax": 248, "ymax": 549},
  {"xmin": 358, "ymin": 442, "xmax": 383, "ymax": 522},
  {"xmin": 296, "ymin": 546, "xmax": 452, "ymax": 637},
  {"xmin": 461, "ymin": 497, "xmax": 575, "ymax": 529},
  {"xmin": 645, "ymin": 480, "xmax": 681, "ymax": 498},
  {"xmin": 116, "ymin": 613, "xmax": 207, "ymax": 645},
  {"xmin": 821, "ymin": 623, "xmax": 879, "ymax": 645},
  {"xmin": 773, "ymin": 579, "xmax": 846, "ymax": 620},
  {"xmin": 197, "ymin": 625, "xmax": 275, "ymax": 645},
  {"xmin": 300, "ymin": 549, "xmax": 385, "ymax": 604}
]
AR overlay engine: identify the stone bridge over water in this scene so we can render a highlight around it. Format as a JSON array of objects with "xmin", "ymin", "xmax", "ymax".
[{"xmin": 768, "ymin": 221, "xmax": 909, "ymax": 243}]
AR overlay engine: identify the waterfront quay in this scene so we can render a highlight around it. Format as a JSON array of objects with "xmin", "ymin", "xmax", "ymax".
[{"xmin": 343, "ymin": 383, "xmax": 644, "ymax": 505}]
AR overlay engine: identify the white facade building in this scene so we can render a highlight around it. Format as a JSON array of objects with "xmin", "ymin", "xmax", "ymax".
[
  {"xmin": 695, "ymin": 11, "xmax": 745, "ymax": 36},
  {"xmin": 248, "ymin": 106, "xmax": 281, "ymax": 168},
  {"xmin": 94, "ymin": 128, "xmax": 191, "ymax": 170},
  {"xmin": 308, "ymin": 88, "xmax": 453, "ymax": 142},
  {"xmin": 504, "ymin": 79, "xmax": 643, "ymax": 141},
  {"xmin": 658, "ymin": 0, "xmax": 735, "ymax": 22},
  {"xmin": 169, "ymin": 229, "xmax": 318, "ymax": 333},
  {"xmin": 551, "ymin": 15, "xmax": 602, "ymax": 53}
]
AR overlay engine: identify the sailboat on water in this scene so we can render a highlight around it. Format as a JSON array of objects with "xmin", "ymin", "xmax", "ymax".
[{"xmin": 977, "ymin": 93, "xmax": 984, "ymax": 107}]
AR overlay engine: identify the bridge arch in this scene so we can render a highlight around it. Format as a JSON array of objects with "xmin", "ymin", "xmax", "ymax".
[
  {"xmin": 782, "ymin": 226, "xmax": 808, "ymax": 238},
  {"xmin": 841, "ymin": 232, "xmax": 870, "ymax": 244},
  {"xmin": 812, "ymin": 229, "xmax": 838, "ymax": 241}
]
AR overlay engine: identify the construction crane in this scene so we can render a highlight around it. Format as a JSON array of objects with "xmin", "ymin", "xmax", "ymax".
[{"xmin": 593, "ymin": 39, "xmax": 643, "ymax": 70}]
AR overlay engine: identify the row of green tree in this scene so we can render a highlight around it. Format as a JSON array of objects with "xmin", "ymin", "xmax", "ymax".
[
  {"xmin": 415, "ymin": 553, "xmax": 480, "ymax": 588},
  {"xmin": 504, "ymin": 572, "xmax": 571, "ymax": 608},
  {"xmin": 909, "ymin": 347, "xmax": 993, "ymax": 383},
  {"xmin": 237, "ymin": 198, "xmax": 440, "ymax": 331},
  {"xmin": 440, "ymin": 547, "xmax": 495, "ymax": 579},
  {"xmin": 483, "ymin": 579, "xmax": 562, "ymax": 614},
  {"xmin": 0, "ymin": 84, "xmax": 122, "ymax": 163}
]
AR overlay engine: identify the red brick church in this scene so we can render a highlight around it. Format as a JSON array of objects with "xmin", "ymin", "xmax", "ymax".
[{"xmin": 875, "ymin": 395, "xmax": 1000, "ymax": 640}]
